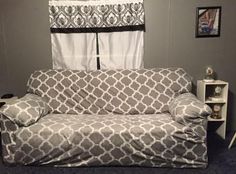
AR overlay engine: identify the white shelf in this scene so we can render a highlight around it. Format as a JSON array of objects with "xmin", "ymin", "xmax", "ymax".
[
  {"xmin": 205, "ymin": 100, "xmax": 226, "ymax": 104},
  {"xmin": 202, "ymin": 80, "xmax": 228, "ymax": 85},
  {"xmin": 197, "ymin": 80, "xmax": 228, "ymax": 139},
  {"xmin": 207, "ymin": 116, "xmax": 225, "ymax": 122}
]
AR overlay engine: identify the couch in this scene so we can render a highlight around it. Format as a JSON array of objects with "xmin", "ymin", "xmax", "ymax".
[{"xmin": 0, "ymin": 68, "xmax": 212, "ymax": 168}]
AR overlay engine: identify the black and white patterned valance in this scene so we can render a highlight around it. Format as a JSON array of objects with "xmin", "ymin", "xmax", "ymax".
[{"xmin": 49, "ymin": 0, "xmax": 145, "ymax": 33}]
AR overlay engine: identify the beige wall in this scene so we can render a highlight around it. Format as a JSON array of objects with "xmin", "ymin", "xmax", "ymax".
[{"xmin": 0, "ymin": 0, "xmax": 236, "ymax": 130}]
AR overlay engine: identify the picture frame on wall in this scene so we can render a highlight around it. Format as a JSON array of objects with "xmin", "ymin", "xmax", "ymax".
[{"xmin": 195, "ymin": 6, "xmax": 221, "ymax": 38}]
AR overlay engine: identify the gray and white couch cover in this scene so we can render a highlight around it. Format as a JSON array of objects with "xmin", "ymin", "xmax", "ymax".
[{"xmin": 0, "ymin": 68, "xmax": 212, "ymax": 168}]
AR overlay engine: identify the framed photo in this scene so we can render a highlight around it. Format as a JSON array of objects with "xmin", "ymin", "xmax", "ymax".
[{"xmin": 195, "ymin": 6, "xmax": 221, "ymax": 38}]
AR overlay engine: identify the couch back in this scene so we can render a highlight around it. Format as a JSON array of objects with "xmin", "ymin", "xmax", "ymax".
[{"xmin": 27, "ymin": 68, "xmax": 192, "ymax": 115}]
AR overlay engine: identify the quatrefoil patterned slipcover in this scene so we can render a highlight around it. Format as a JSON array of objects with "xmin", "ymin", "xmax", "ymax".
[
  {"xmin": 0, "ymin": 68, "xmax": 210, "ymax": 168},
  {"xmin": 0, "ymin": 94, "xmax": 50, "ymax": 127},
  {"xmin": 27, "ymin": 68, "xmax": 192, "ymax": 115}
]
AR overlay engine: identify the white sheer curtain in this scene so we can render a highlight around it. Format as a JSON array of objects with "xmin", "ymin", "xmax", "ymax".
[
  {"xmin": 49, "ymin": 0, "xmax": 145, "ymax": 70},
  {"xmin": 51, "ymin": 33, "xmax": 97, "ymax": 70},
  {"xmin": 98, "ymin": 31, "xmax": 144, "ymax": 69}
]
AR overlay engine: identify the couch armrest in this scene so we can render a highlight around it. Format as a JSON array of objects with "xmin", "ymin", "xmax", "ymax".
[
  {"xmin": 0, "ymin": 113, "xmax": 19, "ymax": 164},
  {"xmin": 0, "ymin": 93, "xmax": 50, "ymax": 127},
  {"xmin": 169, "ymin": 93, "xmax": 212, "ymax": 127}
]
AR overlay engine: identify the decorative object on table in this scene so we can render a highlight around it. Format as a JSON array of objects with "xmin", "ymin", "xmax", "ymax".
[
  {"xmin": 208, "ymin": 85, "xmax": 223, "ymax": 101},
  {"xmin": 195, "ymin": 6, "xmax": 221, "ymax": 38},
  {"xmin": 204, "ymin": 66, "xmax": 214, "ymax": 82},
  {"xmin": 211, "ymin": 104, "xmax": 221, "ymax": 119},
  {"xmin": 214, "ymin": 85, "xmax": 222, "ymax": 97}
]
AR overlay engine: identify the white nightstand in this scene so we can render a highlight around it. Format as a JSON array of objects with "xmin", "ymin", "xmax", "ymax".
[{"xmin": 197, "ymin": 80, "xmax": 229, "ymax": 139}]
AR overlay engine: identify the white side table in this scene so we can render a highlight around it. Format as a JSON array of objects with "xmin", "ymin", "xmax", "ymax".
[
  {"xmin": 197, "ymin": 80, "xmax": 229, "ymax": 139},
  {"xmin": 228, "ymin": 133, "xmax": 236, "ymax": 149}
]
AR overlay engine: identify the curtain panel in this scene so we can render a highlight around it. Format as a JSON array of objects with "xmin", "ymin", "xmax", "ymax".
[{"xmin": 49, "ymin": 0, "xmax": 145, "ymax": 70}]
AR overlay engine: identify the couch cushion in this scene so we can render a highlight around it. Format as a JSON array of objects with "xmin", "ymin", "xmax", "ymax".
[
  {"xmin": 27, "ymin": 68, "xmax": 192, "ymax": 115},
  {"xmin": 0, "ymin": 94, "xmax": 50, "ymax": 127},
  {"xmin": 14, "ymin": 113, "xmax": 207, "ymax": 167}
]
